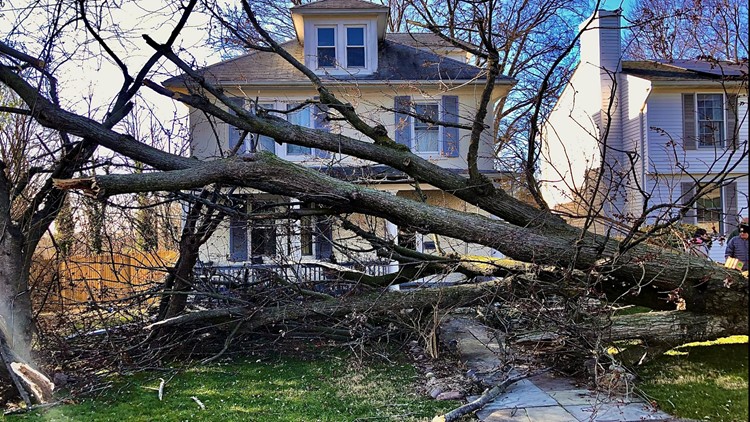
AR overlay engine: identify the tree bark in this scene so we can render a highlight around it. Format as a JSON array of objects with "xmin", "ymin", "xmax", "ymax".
[
  {"xmin": 146, "ymin": 279, "xmax": 510, "ymax": 332},
  {"xmin": 0, "ymin": 163, "xmax": 30, "ymax": 353},
  {"xmin": 609, "ymin": 310, "xmax": 747, "ymax": 349},
  {"xmin": 158, "ymin": 235, "xmax": 201, "ymax": 320}
]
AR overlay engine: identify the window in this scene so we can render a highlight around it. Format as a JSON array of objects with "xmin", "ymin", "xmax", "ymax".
[
  {"xmin": 300, "ymin": 213, "xmax": 313, "ymax": 256},
  {"xmin": 413, "ymin": 103, "xmax": 440, "ymax": 153},
  {"xmin": 394, "ymin": 96, "xmax": 459, "ymax": 157},
  {"xmin": 250, "ymin": 201, "xmax": 277, "ymax": 258},
  {"xmin": 299, "ymin": 203, "xmax": 333, "ymax": 259},
  {"xmin": 696, "ymin": 183, "xmax": 722, "ymax": 232},
  {"xmin": 286, "ymin": 105, "xmax": 313, "ymax": 156},
  {"xmin": 696, "ymin": 94, "xmax": 725, "ymax": 148},
  {"xmin": 682, "ymin": 182, "xmax": 739, "ymax": 235},
  {"xmin": 228, "ymin": 100, "xmax": 277, "ymax": 155},
  {"xmin": 228, "ymin": 197, "xmax": 248, "ymax": 262},
  {"xmin": 227, "ymin": 98, "xmax": 245, "ymax": 154},
  {"xmin": 250, "ymin": 103, "xmax": 276, "ymax": 153},
  {"xmin": 317, "ymin": 27, "xmax": 336, "ymax": 68},
  {"xmin": 229, "ymin": 197, "xmax": 280, "ymax": 261},
  {"xmin": 346, "ymin": 27, "xmax": 365, "ymax": 67}
]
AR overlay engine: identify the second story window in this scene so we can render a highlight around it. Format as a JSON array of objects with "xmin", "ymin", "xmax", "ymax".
[
  {"xmin": 317, "ymin": 27, "xmax": 336, "ymax": 67},
  {"xmin": 696, "ymin": 94, "xmax": 724, "ymax": 148},
  {"xmin": 413, "ymin": 103, "xmax": 440, "ymax": 153},
  {"xmin": 394, "ymin": 95, "xmax": 460, "ymax": 157},
  {"xmin": 346, "ymin": 27, "xmax": 365, "ymax": 67}
]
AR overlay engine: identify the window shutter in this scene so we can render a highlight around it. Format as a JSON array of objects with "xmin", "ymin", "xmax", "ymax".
[
  {"xmin": 723, "ymin": 182, "xmax": 738, "ymax": 235},
  {"xmin": 726, "ymin": 94, "xmax": 739, "ymax": 150},
  {"xmin": 394, "ymin": 96, "xmax": 412, "ymax": 148},
  {"xmin": 315, "ymin": 217, "xmax": 334, "ymax": 260},
  {"xmin": 441, "ymin": 95, "xmax": 459, "ymax": 157},
  {"xmin": 227, "ymin": 98, "xmax": 246, "ymax": 154},
  {"xmin": 682, "ymin": 94, "xmax": 696, "ymax": 150},
  {"xmin": 313, "ymin": 97, "xmax": 331, "ymax": 158},
  {"xmin": 681, "ymin": 182, "xmax": 697, "ymax": 224},
  {"xmin": 229, "ymin": 214, "xmax": 248, "ymax": 262}
]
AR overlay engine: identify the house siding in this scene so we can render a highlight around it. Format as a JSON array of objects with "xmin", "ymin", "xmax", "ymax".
[
  {"xmin": 189, "ymin": 83, "xmax": 507, "ymax": 266},
  {"xmin": 646, "ymin": 89, "xmax": 748, "ymax": 176},
  {"xmin": 189, "ymin": 85, "xmax": 498, "ymax": 172},
  {"xmin": 644, "ymin": 174, "xmax": 748, "ymax": 262}
]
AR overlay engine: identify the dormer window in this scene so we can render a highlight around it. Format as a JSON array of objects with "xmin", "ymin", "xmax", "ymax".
[
  {"xmin": 346, "ymin": 27, "xmax": 365, "ymax": 67},
  {"xmin": 317, "ymin": 27, "xmax": 336, "ymax": 67},
  {"xmin": 312, "ymin": 23, "xmax": 370, "ymax": 71}
]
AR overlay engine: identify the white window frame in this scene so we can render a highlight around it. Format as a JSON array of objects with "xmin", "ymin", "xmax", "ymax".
[
  {"xmin": 312, "ymin": 22, "xmax": 370, "ymax": 71},
  {"xmin": 695, "ymin": 93, "xmax": 726, "ymax": 149},
  {"xmin": 246, "ymin": 102, "xmax": 276, "ymax": 154},
  {"xmin": 282, "ymin": 102, "xmax": 314, "ymax": 159},
  {"xmin": 315, "ymin": 26, "xmax": 337, "ymax": 69},
  {"xmin": 411, "ymin": 101, "xmax": 441, "ymax": 154},
  {"xmin": 344, "ymin": 25, "xmax": 366, "ymax": 68}
]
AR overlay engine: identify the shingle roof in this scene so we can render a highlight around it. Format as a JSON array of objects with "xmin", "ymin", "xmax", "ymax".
[
  {"xmin": 622, "ymin": 60, "xmax": 748, "ymax": 81},
  {"xmin": 163, "ymin": 38, "xmax": 512, "ymax": 87},
  {"xmin": 291, "ymin": 0, "xmax": 388, "ymax": 11},
  {"xmin": 386, "ymin": 33, "xmax": 472, "ymax": 51}
]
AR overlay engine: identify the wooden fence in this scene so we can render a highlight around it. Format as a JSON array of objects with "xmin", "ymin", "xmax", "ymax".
[{"xmin": 32, "ymin": 250, "xmax": 178, "ymax": 310}]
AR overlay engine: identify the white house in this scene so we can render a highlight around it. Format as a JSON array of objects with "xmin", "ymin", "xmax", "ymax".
[
  {"xmin": 164, "ymin": 0, "xmax": 513, "ymax": 270},
  {"xmin": 541, "ymin": 10, "xmax": 749, "ymax": 262}
]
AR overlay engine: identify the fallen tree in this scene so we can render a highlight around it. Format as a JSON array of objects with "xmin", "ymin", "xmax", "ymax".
[
  {"xmin": 2, "ymin": 27, "xmax": 746, "ymax": 348},
  {"xmin": 0, "ymin": 0, "xmax": 747, "ymax": 406}
]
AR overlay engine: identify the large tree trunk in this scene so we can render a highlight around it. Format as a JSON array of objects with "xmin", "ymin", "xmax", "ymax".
[
  {"xmin": 55, "ymin": 158, "xmax": 749, "ymax": 319},
  {"xmin": 157, "ymin": 233, "xmax": 201, "ymax": 321},
  {"xmin": 145, "ymin": 278, "xmax": 748, "ymax": 346},
  {"xmin": 0, "ymin": 222, "xmax": 33, "ymax": 361},
  {"xmin": 609, "ymin": 310, "xmax": 747, "ymax": 349}
]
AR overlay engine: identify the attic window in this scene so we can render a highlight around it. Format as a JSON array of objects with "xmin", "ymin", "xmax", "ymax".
[
  {"xmin": 317, "ymin": 27, "xmax": 336, "ymax": 67},
  {"xmin": 346, "ymin": 27, "xmax": 365, "ymax": 67}
]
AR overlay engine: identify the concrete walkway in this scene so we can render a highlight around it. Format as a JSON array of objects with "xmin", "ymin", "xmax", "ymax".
[{"xmin": 440, "ymin": 316, "xmax": 677, "ymax": 422}]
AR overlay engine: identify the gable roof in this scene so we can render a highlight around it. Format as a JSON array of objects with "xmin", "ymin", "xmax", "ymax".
[
  {"xmin": 290, "ymin": 0, "xmax": 388, "ymax": 11},
  {"xmin": 622, "ymin": 60, "xmax": 748, "ymax": 81},
  {"xmin": 163, "ymin": 37, "xmax": 512, "ymax": 87}
]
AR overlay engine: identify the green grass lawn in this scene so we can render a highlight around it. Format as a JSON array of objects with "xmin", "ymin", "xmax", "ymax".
[
  {"xmin": 638, "ymin": 336, "xmax": 749, "ymax": 422},
  {"xmin": 6, "ymin": 353, "xmax": 460, "ymax": 422}
]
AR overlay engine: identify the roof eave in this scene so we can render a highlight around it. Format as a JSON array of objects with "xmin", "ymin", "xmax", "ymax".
[{"xmin": 177, "ymin": 78, "xmax": 514, "ymax": 87}]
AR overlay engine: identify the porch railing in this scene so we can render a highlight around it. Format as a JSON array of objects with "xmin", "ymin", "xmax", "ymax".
[{"xmin": 193, "ymin": 260, "xmax": 394, "ymax": 294}]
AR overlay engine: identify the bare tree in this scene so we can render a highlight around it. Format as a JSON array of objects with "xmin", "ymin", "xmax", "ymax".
[{"xmin": 625, "ymin": 0, "xmax": 749, "ymax": 61}]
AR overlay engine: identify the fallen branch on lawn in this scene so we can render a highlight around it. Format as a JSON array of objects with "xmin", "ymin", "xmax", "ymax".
[
  {"xmin": 144, "ymin": 280, "xmax": 509, "ymax": 332},
  {"xmin": 432, "ymin": 371, "xmax": 534, "ymax": 422}
]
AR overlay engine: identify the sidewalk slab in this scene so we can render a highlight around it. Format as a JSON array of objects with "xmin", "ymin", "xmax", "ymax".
[
  {"xmin": 478, "ymin": 379, "xmax": 559, "ymax": 410},
  {"xmin": 480, "ymin": 405, "xmax": 578, "ymax": 422},
  {"xmin": 548, "ymin": 390, "xmax": 642, "ymax": 406},
  {"xmin": 440, "ymin": 316, "xmax": 677, "ymax": 422},
  {"xmin": 563, "ymin": 402, "xmax": 672, "ymax": 421}
]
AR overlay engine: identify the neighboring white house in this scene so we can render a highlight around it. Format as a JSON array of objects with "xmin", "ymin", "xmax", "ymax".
[
  {"xmin": 541, "ymin": 9, "xmax": 749, "ymax": 262},
  {"xmin": 164, "ymin": 0, "xmax": 513, "ymax": 269}
]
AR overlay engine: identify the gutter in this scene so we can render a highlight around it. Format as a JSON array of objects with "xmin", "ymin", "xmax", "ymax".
[{"xmin": 163, "ymin": 77, "xmax": 516, "ymax": 89}]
